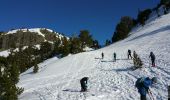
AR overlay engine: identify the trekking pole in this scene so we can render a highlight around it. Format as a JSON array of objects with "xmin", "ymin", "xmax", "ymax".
[
  {"xmin": 148, "ymin": 89, "xmax": 154, "ymax": 100},
  {"xmin": 148, "ymin": 91, "xmax": 153, "ymax": 100}
]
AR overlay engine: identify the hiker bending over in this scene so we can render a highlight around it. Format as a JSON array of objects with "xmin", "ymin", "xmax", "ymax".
[
  {"xmin": 135, "ymin": 77, "xmax": 157, "ymax": 100},
  {"xmin": 80, "ymin": 77, "xmax": 88, "ymax": 92}
]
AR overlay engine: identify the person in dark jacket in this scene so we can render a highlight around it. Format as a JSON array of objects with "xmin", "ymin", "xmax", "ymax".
[
  {"xmin": 80, "ymin": 77, "xmax": 89, "ymax": 92},
  {"xmin": 128, "ymin": 49, "xmax": 132, "ymax": 59},
  {"xmin": 101, "ymin": 52, "xmax": 104, "ymax": 59},
  {"xmin": 136, "ymin": 77, "xmax": 157, "ymax": 100},
  {"xmin": 149, "ymin": 52, "xmax": 155, "ymax": 67},
  {"xmin": 113, "ymin": 52, "xmax": 116, "ymax": 62}
]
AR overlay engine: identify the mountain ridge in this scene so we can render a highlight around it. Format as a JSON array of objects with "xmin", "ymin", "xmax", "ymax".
[{"xmin": 0, "ymin": 28, "xmax": 68, "ymax": 50}]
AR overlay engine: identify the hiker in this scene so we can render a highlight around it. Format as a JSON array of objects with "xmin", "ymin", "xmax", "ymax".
[
  {"xmin": 133, "ymin": 51, "xmax": 143, "ymax": 69},
  {"xmin": 128, "ymin": 49, "xmax": 132, "ymax": 59},
  {"xmin": 113, "ymin": 52, "xmax": 116, "ymax": 62},
  {"xmin": 80, "ymin": 77, "xmax": 88, "ymax": 92},
  {"xmin": 133, "ymin": 51, "xmax": 138, "ymax": 68},
  {"xmin": 135, "ymin": 77, "xmax": 157, "ymax": 100},
  {"xmin": 149, "ymin": 52, "xmax": 155, "ymax": 67},
  {"xmin": 101, "ymin": 52, "xmax": 104, "ymax": 59},
  {"xmin": 133, "ymin": 51, "xmax": 137, "ymax": 59}
]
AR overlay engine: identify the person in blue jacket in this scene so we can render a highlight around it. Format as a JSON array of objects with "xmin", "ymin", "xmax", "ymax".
[{"xmin": 135, "ymin": 77, "xmax": 157, "ymax": 100}]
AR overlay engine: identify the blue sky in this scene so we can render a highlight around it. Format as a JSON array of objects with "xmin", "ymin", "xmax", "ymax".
[{"xmin": 0, "ymin": 0, "xmax": 160, "ymax": 45}]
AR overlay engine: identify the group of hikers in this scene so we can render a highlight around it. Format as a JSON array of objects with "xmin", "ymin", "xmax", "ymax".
[
  {"xmin": 80, "ymin": 49, "xmax": 157, "ymax": 100},
  {"xmin": 101, "ymin": 49, "xmax": 155, "ymax": 67},
  {"xmin": 101, "ymin": 52, "xmax": 116, "ymax": 62},
  {"xmin": 80, "ymin": 77, "xmax": 157, "ymax": 100}
]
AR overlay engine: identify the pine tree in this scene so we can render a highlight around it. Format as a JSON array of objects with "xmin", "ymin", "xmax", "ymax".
[
  {"xmin": 79, "ymin": 30, "xmax": 93, "ymax": 48},
  {"xmin": 9, "ymin": 63, "xmax": 20, "ymax": 84},
  {"xmin": 59, "ymin": 37, "xmax": 71, "ymax": 57},
  {"xmin": 112, "ymin": 16, "xmax": 135, "ymax": 42},
  {"xmin": 40, "ymin": 42, "xmax": 53, "ymax": 60},
  {"xmin": 70, "ymin": 35, "xmax": 82, "ymax": 54},
  {"xmin": 137, "ymin": 9, "xmax": 152, "ymax": 25},
  {"xmin": 0, "ymin": 56, "xmax": 23, "ymax": 100},
  {"xmin": 92, "ymin": 40, "xmax": 99, "ymax": 49},
  {"xmin": 163, "ymin": 5, "xmax": 168, "ymax": 14},
  {"xmin": 105, "ymin": 39, "xmax": 110, "ymax": 46},
  {"xmin": 161, "ymin": 0, "xmax": 170, "ymax": 5},
  {"xmin": 53, "ymin": 38, "xmax": 61, "ymax": 56},
  {"xmin": 156, "ymin": 8, "xmax": 160, "ymax": 17}
]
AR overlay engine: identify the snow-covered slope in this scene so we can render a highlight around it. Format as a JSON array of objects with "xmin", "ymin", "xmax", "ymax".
[
  {"xmin": 18, "ymin": 13, "xmax": 170, "ymax": 100},
  {"xmin": 0, "ymin": 50, "xmax": 10, "ymax": 57},
  {"xmin": 7, "ymin": 28, "xmax": 68, "ymax": 40},
  {"xmin": 0, "ymin": 45, "xmax": 41, "ymax": 57},
  {"xmin": 7, "ymin": 28, "xmax": 45, "ymax": 37}
]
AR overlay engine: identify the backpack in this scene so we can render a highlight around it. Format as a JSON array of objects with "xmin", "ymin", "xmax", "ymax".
[{"xmin": 135, "ymin": 77, "xmax": 145, "ymax": 88}]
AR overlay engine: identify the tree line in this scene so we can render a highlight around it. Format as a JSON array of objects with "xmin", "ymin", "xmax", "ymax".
[{"xmin": 111, "ymin": 0, "xmax": 170, "ymax": 43}]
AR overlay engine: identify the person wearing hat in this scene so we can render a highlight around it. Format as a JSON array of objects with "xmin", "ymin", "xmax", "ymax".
[{"xmin": 135, "ymin": 77, "xmax": 157, "ymax": 100}]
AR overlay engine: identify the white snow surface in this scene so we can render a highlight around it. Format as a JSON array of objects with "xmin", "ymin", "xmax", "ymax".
[
  {"xmin": 7, "ymin": 28, "xmax": 45, "ymax": 37},
  {"xmin": 83, "ymin": 47, "xmax": 94, "ymax": 52},
  {"xmin": 0, "ymin": 45, "xmax": 41, "ymax": 57},
  {"xmin": 0, "ymin": 50, "xmax": 10, "ymax": 57},
  {"xmin": 6, "ymin": 28, "xmax": 68, "ymax": 40},
  {"xmin": 18, "ymin": 13, "xmax": 170, "ymax": 100}
]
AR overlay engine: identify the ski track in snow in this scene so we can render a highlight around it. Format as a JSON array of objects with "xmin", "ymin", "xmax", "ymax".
[{"xmin": 17, "ymin": 12, "xmax": 170, "ymax": 100}]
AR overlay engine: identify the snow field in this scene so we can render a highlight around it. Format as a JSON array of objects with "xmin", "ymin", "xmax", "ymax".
[{"xmin": 18, "ymin": 12, "xmax": 170, "ymax": 100}]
